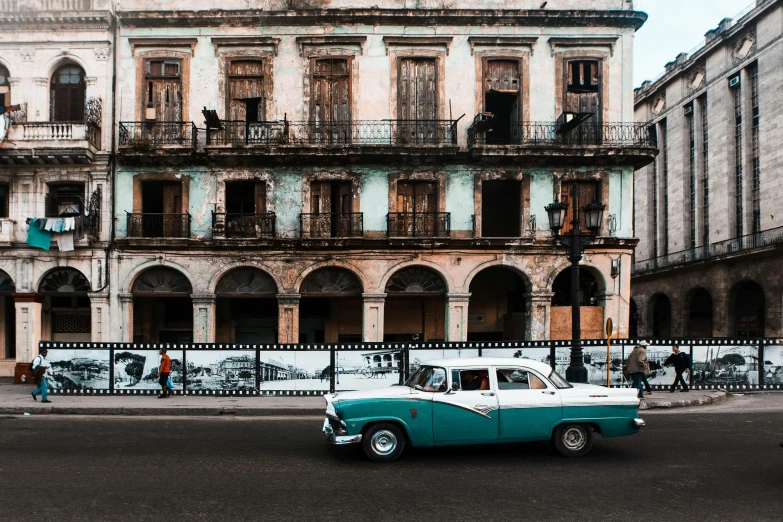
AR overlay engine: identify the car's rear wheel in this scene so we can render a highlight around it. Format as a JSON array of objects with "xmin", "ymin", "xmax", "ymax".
[
  {"xmin": 362, "ymin": 423, "xmax": 405, "ymax": 462},
  {"xmin": 553, "ymin": 423, "xmax": 593, "ymax": 457}
]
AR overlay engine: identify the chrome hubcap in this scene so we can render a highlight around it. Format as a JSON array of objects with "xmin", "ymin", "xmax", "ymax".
[
  {"xmin": 562, "ymin": 426, "xmax": 587, "ymax": 451},
  {"xmin": 370, "ymin": 430, "xmax": 398, "ymax": 456}
]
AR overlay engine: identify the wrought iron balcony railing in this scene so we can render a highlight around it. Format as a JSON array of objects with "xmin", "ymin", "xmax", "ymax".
[
  {"xmin": 119, "ymin": 122, "xmax": 197, "ymax": 150},
  {"xmin": 300, "ymin": 212, "xmax": 363, "ymax": 238},
  {"xmin": 205, "ymin": 119, "xmax": 458, "ymax": 147},
  {"xmin": 387, "ymin": 212, "xmax": 450, "ymax": 238},
  {"xmin": 467, "ymin": 121, "xmax": 657, "ymax": 149},
  {"xmin": 633, "ymin": 226, "xmax": 783, "ymax": 274},
  {"xmin": 212, "ymin": 212, "xmax": 275, "ymax": 239},
  {"xmin": 126, "ymin": 213, "xmax": 190, "ymax": 239}
]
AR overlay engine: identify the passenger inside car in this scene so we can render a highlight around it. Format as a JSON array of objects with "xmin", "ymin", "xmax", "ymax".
[
  {"xmin": 496, "ymin": 369, "xmax": 547, "ymax": 390},
  {"xmin": 458, "ymin": 369, "xmax": 490, "ymax": 391}
]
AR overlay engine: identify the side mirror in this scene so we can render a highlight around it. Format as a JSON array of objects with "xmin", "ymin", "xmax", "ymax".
[{"xmin": 444, "ymin": 388, "xmax": 456, "ymax": 395}]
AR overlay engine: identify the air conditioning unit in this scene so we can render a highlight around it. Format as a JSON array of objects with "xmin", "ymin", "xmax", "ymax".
[
  {"xmin": 729, "ymin": 76, "xmax": 740, "ymax": 88},
  {"xmin": 145, "ymin": 106, "xmax": 157, "ymax": 120},
  {"xmin": 684, "ymin": 105, "xmax": 693, "ymax": 115}
]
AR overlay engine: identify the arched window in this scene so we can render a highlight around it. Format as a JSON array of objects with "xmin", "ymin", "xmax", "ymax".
[
  {"xmin": 51, "ymin": 64, "xmax": 86, "ymax": 122},
  {"xmin": 0, "ymin": 65, "xmax": 10, "ymax": 107}
]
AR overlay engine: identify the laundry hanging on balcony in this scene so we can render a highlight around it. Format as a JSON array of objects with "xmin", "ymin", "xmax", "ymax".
[
  {"xmin": 25, "ymin": 218, "xmax": 51, "ymax": 251},
  {"xmin": 25, "ymin": 216, "xmax": 86, "ymax": 252}
]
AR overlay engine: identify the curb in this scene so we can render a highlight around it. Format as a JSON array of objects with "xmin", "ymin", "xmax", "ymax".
[
  {"xmin": 0, "ymin": 407, "xmax": 325, "ymax": 417},
  {"xmin": 639, "ymin": 390, "xmax": 728, "ymax": 410}
]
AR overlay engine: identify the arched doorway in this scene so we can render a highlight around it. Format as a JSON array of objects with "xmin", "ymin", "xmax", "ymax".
[
  {"xmin": 384, "ymin": 266, "xmax": 447, "ymax": 342},
  {"xmin": 39, "ymin": 268, "xmax": 91, "ymax": 342},
  {"xmin": 299, "ymin": 267, "xmax": 363, "ymax": 343},
  {"xmin": 686, "ymin": 288, "xmax": 713, "ymax": 337},
  {"xmin": 649, "ymin": 294, "xmax": 672, "ymax": 338},
  {"xmin": 730, "ymin": 281, "xmax": 765, "ymax": 338},
  {"xmin": 550, "ymin": 267, "xmax": 602, "ymax": 340},
  {"xmin": 0, "ymin": 269, "xmax": 15, "ymax": 359},
  {"xmin": 467, "ymin": 266, "xmax": 528, "ymax": 341},
  {"xmin": 51, "ymin": 64, "xmax": 86, "ymax": 122},
  {"xmin": 132, "ymin": 267, "xmax": 193, "ymax": 343},
  {"xmin": 215, "ymin": 268, "xmax": 277, "ymax": 343}
]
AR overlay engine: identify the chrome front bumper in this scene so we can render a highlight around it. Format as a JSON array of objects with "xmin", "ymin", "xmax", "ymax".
[
  {"xmin": 323, "ymin": 417, "xmax": 363, "ymax": 445},
  {"xmin": 633, "ymin": 418, "xmax": 646, "ymax": 428}
]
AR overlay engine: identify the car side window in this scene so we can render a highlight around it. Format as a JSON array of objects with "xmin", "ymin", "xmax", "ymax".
[
  {"xmin": 496, "ymin": 369, "xmax": 548, "ymax": 390},
  {"xmin": 455, "ymin": 369, "xmax": 490, "ymax": 391}
]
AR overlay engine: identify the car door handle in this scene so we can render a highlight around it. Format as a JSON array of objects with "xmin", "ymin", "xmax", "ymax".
[
  {"xmin": 542, "ymin": 391, "xmax": 556, "ymax": 395},
  {"xmin": 481, "ymin": 392, "xmax": 495, "ymax": 397}
]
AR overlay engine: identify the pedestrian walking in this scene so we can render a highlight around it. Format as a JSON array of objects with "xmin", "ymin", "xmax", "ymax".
[
  {"xmin": 30, "ymin": 348, "xmax": 54, "ymax": 403},
  {"xmin": 626, "ymin": 341, "xmax": 650, "ymax": 399},
  {"xmin": 664, "ymin": 344, "xmax": 692, "ymax": 392},
  {"xmin": 156, "ymin": 348, "xmax": 172, "ymax": 399}
]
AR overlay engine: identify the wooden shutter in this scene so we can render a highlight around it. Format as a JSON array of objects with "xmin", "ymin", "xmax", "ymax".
[
  {"xmin": 311, "ymin": 181, "xmax": 331, "ymax": 213},
  {"xmin": 338, "ymin": 183, "xmax": 352, "ymax": 214},
  {"xmin": 162, "ymin": 183, "xmax": 183, "ymax": 238},
  {"xmin": 228, "ymin": 60, "xmax": 265, "ymax": 122},
  {"xmin": 398, "ymin": 58, "xmax": 437, "ymax": 121},
  {"xmin": 312, "ymin": 59, "xmax": 350, "ymax": 124},
  {"xmin": 415, "ymin": 182, "xmax": 436, "ymax": 213},
  {"xmin": 565, "ymin": 60, "xmax": 601, "ymax": 121},
  {"xmin": 561, "ymin": 181, "xmax": 599, "ymax": 233},
  {"xmin": 397, "ymin": 181, "xmax": 414, "ymax": 213},
  {"xmin": 485, "ymin": 60, "xmax": 519, "ymax": 94},
  {"xmin": 255, "ymin": 182, "xmax": 266, "ymax": 214},
  {"xmin": 146, "ymin": 61, "xmax": 182, "ymax": 122}
]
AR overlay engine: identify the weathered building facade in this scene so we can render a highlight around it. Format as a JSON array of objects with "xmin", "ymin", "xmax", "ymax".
[
  {"xmin": 1, "ymin": 0, "xmax": 654, "ymax": 375},
  {"xmin": 632, "ymin": 0, "xmax": 783, "ymax": 338},
  {"xmin": 0, "ymin": 0, "xmax": 114, "ymax": 377}
]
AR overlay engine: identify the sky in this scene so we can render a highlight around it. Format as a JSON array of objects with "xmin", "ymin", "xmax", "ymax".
[{"xmin": 633, "ymin": 0, "xmax": 750, "ymax": 86}]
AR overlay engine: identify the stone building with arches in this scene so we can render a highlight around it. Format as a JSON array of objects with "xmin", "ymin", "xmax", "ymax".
[
  {"xmin": 632, "ymin": 0, "xmax": 783, "ymax": 339},
  {"xmin": 0, "ymin": 0, "xmax": 114, "ymax": 377}
]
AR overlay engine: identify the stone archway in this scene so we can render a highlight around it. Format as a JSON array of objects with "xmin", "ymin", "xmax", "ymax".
[
  {"xmin": 649, "ymin": 293, "xmax": 672, "ymax": 338},
  {"xmin": 39, "ymin": 267, "xmax": 91, "ymax": 343},
  {"xmin": 215, "ymin": 267, "xmax": 278, "ymax": 344},
  {"xmin": 686, "ymin": 288, "xmax": 713, "ymax": 338},
  {"xmin": 132, "ymin": 267, "xmax": 193, "ymax": 343},
  {"xmin": 550, "ymin": 267, "xmax": 602, "ymax": 340},
  {"xmin": 299, "ymin": 267, "xmax": 363, "ymax": 343},
  {"xmin": 384, "ymin": 266, "xmax": 447, "ymax": 342},
  {"xmin": 467, "ymin": 266, "xmax": 528, "ymax": 341}
]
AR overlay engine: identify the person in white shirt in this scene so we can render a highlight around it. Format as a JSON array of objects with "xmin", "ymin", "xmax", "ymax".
[{"xmin": 31, "ymin": 348, "xmax": 54, "ymax": 403}]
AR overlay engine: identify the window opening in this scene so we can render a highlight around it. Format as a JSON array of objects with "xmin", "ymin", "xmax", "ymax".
[
  {"xmin": 560, "ymin": 181, "xmax": 599, "ymax": 234},
  {"xmin": 565, "ymin": 60, "xmax": 601, "ymax": 122},
  {"xmin": 731, "ymin": 76, "xmax": 743, "ymax": 237},
  {"xmin": 551, "ymin": 267, "xmax": 598, "ymax": 307},
  {"xmin": 0, "ymin": 65, "xmax": 10, "ymax": 107},
  {"xmin": 140, "ymin": 181, "xmax": 183, "ymax": 238},
  {"xmin": 0, "ymin": 183, "xmax": 8, "ymax": 218},
  {"xmin": 398, "ymin": 58, "xmax": 438, "ymax": 144},
  {"xmin": 46, "ymin": 183, "xmax": 84, "ymax": 217},
  {"xmin": 309, "ymin": 181, "xmax": 352, "ymax": 237},
  {"xmin": 483, "ymin": 60, "xmax": 520, "ymax": 145},
  {"xmin": 700, "ymin": 94, "xmax": 709, "ymax": 246},
  {"xmin": 144, "ymin": 60, "xmax": 182, "ymax": 122},
  {"xmin": 228, "ymin": 60, "xmax": 265, "ymax": 124},
  {"xmin": 50, "ymin": 64, "xmax": 85, "ymax": 122},
  {"xmin": 481, "ymin": 180, "xmax": 521, "ymax": 237},
  {"xmin": 687, "ymin": 105, "xmax": 696, "ymax": 249},
  {"xmin": 750, "ymin": 64, "xmax": 760, "ymax": 234}
]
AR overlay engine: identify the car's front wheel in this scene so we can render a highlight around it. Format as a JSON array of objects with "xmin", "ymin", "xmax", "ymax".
[
  {"xmin": 362, "ymin": 423, "xmax": 405, "ymax": 462},
  {"xmin": 553, "ymin": 423, "xmax": 593, "ymax": 457}
]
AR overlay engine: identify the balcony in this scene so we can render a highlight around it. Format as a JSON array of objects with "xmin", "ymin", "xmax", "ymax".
[
  {"xmin": 467, "ymin": 120, "xmax": 657, "ymax": 168},
  {"xmin": 387, "ymin": 213, "xmax": 450, "ymax": 238},
  {"xmin": 203, "ymin": 119, "xmax": 459, "ymax": 165},
  {"xmin": 126, "ymin": 213, "xmax": 191, "ymax": 239},
  {"xmin": 632, "ymin": 226, "xmax": 783, "ymax": 275},
  {"xmin": 0, "ymin": 122, "xmax": 101, "ymax": 165},
  {"xmin": 212, "ymin": 212, "xmax": 276, "ymax": 239},
  {"xmin": 300, "ymin": 213, "xmax": 363, "ymax": 239},
  {"xmin": 118, "ymin": 122, "xmax": 197, "ymax": 162}
]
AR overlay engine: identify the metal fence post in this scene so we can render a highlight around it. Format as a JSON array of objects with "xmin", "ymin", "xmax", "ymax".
[
  {"xmin": 549, "ymin": 341, "xmax": 556, "ymax": 371},
  {"xmin": 108, "ymin": 345, "xmax": 115, "ymax": 396},
  {"xmin": 329, "ymin": 346, "xmax": 336, "ymax": 394},
  {"xmin": 759, "ymin": 339, "xmax": 765, "ymax": 386},
  {"xmin": 182, "ymin": 346, "xmax": 188, "ymax": 395},
  {"xmin": 255, "ymin": 344, "xmax": 261, "ymax": 396}
]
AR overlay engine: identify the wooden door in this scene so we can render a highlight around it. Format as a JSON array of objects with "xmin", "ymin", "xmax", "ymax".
[
  {"xmin": 398, "ymin": 58, "xmax": 437, "ymax": 144},
  {"xmin": 561, "ymin": 181, "xmax": 598, "ymax": 233},
  {"xmin": 565, "ymin": 61, "xmax": 601, "ymax": 118},
  {"xmin": 51, "ymin": 65, "xmax": 85, "ymax": 122},
  {"xmin": 484, "ymin": 60, "xmax": 520, "ymax": 143},
  {"xmin": 309, "ymin": 181, "xmax": 331, "ymax": 237},
  {"xmin": 228, "ymin": 60, "xmax": 265, "ymax": 143},
  {"xmin": 397, "ymin": 181, "xmax": 436, "ymax": 235},
  {"xmin": 163, "ymin": 183, "xmax": 183, "ymax": 237},
  {"xmin": 312, "ymin": 59, "xmax": 350, "ymax": 144},
  {"xmin": 145, "ymin": 61, "xmax": 182, "ymax": 143}
]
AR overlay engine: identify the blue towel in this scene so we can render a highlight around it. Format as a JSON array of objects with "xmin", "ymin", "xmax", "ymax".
[{"xmin": 26, "ymin": 219, "xmax": 51, "ymax": 251}]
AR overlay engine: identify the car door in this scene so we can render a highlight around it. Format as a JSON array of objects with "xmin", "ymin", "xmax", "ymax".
[
  {"xmin": 495, "ymin": 366, "xmax": 563, "ymax": 441},
  {"xmin": 432, "ymin": 367, "xmax": 499, "ymax": 443}
]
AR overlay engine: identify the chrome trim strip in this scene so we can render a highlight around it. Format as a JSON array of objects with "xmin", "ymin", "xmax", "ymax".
[
  {"xmin": 633, "ymin": 418, "xmax": 646, "ymax": 428},
  {"xmin": 437, "ymin": 400, "xmax": 498, "ymax": 419},
  {"xmin": 323, "ymin": 417, "xmax": 363, "ymax": 445}
]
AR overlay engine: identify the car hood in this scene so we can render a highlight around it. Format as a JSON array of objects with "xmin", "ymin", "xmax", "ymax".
[{"xmin": 327, "ymin": 386, "xmax": 424, "ymax": 403}]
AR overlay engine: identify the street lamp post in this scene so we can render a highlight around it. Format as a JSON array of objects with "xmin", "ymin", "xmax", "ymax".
[{"xmin": 545, "ymin": 183, "xmax": 605, "ymax": 383}]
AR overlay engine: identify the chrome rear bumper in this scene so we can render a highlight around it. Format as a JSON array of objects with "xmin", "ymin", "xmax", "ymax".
[
  {"xmin": 323, "ymin": 417, "xmax": 363, "ymax": 445},
  {"xmin": 632, "ymin": 418, "xmax": 646, "ymax": 428}
]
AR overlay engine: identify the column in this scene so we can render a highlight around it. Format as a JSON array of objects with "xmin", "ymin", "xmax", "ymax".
[
  {"xmin": 525, "ymin": 291, "xmax": 554, "ymax": 341},
  {"xmin": 277, "ymin": 294, "xmax": 300, "ymax": 344},
  {"xmin": 13, "ymin": 293, "xmax": 41, "ymax": 384},
  {"xmin": 445, "ymin": 293, "xmax": 471, "ymax": 342},
  {"xmin": 191, "ymin": 294, "xmax": 216, "ymax": 344},
  {"xmin": 362, "ymin": 293, "xmax": 386, "ymax": 342},
  {"xmin": 89, "ymin": 293, "xmax": 109, "ymax": 343},
  {"xmin": 118, "ymin": 293, "xmax": 134, "ymax": 342},
  {"xmin": 595, "ymin": 291, "xmax": 616, "ymax": 338}
]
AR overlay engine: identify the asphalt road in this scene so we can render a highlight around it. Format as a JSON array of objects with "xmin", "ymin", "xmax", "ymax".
[{"xmin": 1, "ymin": 402, "xmax": 782, "ymax": 522}]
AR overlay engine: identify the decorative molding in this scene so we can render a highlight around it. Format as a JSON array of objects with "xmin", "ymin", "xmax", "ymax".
[
  {"xmin": 93, "ymin": 47, "xmax": 110, "ymax": 61},
  {"xmin": 211, "ymin": 37, "xmax": 281, "ymax": 57},
  {"xmin": 548, "ymin": 36, "xmax": 619, "ymax": 56},
  {"xmin": 84, "ymin": 76, "xmax": 97, "ymax": 88},
  {"xmin": 383, "ymin": 36, "xmax": 453, "ymax": 56},
  {"xmin": 651, "ymin": 95, "xmax": 666, "ymax": 115},
  {"xmin": 295, "ymin": 36, "xmax": 367, "ymax": 57},
  {"xmin": 20, "ymin": 48, "xmax": 34, "ymax": 62},
  {"xmin": 732, "ymin": 30, "xmax": 757, "ymax": 64},
  {"xmin": 687, "ymin": 66, "xmax": 706, "ymax": 93},
  {"xmin": 128, "ymin": 38, "xmax": 198, "ymax": 57},
  {"xmin": 34, "ymin": 77, "xmax": 48, "ymax": 87},
  {"xmin": 467, "ymin": 36, "xmax": 538, "ymax": 56}
]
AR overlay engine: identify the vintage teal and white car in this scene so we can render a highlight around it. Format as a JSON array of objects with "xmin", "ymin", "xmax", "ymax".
[{"xmin": 323, "ymin": 357, "xmax": 645, "ymax": 462}]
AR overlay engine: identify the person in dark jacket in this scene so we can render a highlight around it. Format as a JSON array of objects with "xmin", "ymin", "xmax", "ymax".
[{"xmin": 663, "ymin": 345, "xmax": 692, "ymax": 392}]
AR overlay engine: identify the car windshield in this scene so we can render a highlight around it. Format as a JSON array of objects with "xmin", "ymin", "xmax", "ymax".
[
  {"xmin": 548, "ymin": 369, "xmax": 572, "ymax": 389},
  {"xmin": 405, "ymin": 366, "xmax": 447, "ymax": 392}
]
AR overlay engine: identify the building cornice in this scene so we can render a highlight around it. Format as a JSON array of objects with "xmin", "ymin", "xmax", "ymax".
[
  {"xmin": 0, "ymin": 10, "xmax": 113, "ymax": 30},
  {"xmin": 116, "ymin": 9, "xmax": 647, "ymax": 30}
]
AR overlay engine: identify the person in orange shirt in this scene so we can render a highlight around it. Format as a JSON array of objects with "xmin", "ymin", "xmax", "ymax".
[{"xmin": 156, "ymin": 348, "xmax": 172, "ymax": 399}]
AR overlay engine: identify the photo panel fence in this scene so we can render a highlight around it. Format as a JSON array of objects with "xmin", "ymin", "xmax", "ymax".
[{"xmin": 39, "ymin": 338, "xmax": 781, "ymax": 396}]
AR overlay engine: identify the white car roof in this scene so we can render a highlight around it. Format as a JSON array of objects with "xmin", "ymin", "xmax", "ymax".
[{"xmin": 420, "ymin": 357, "xmax": 554, "ymax": 375}]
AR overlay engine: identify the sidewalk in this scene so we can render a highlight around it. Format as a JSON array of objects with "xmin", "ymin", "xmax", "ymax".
[{"xmin": 0, "ymin": 380, "xmax": 729, "ymax": 416}]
